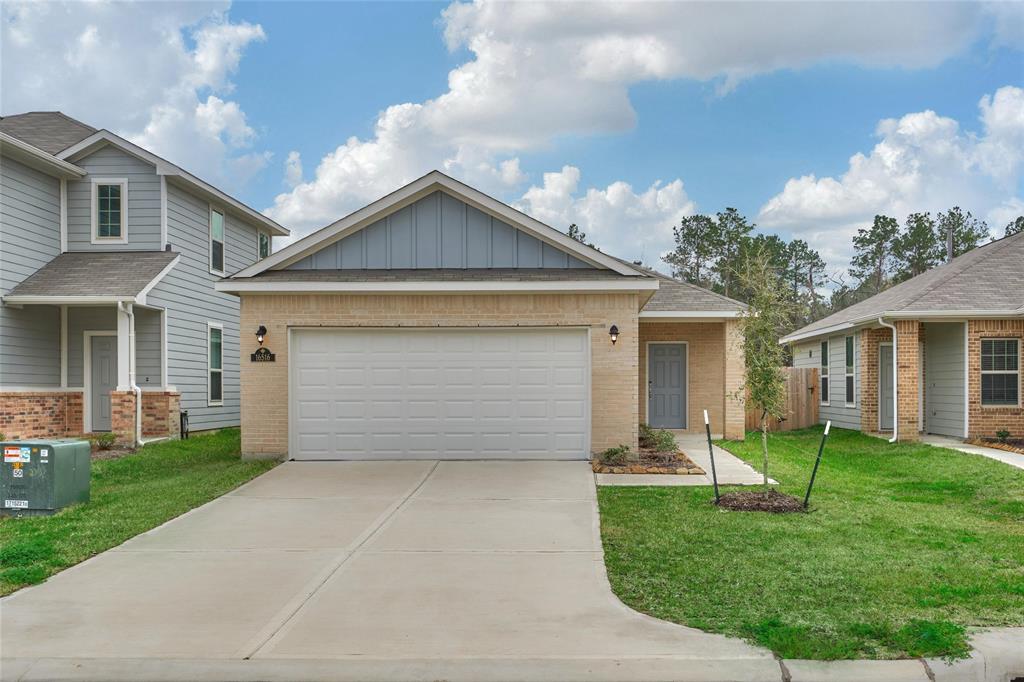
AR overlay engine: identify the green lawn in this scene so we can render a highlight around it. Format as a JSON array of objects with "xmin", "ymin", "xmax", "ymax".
[
  {"xmin": 0, "ymin": 429, "xmax": 275, "ymax": 596},
  {"xmin": 598, "ymin": 427, "xmax": 1024, "ymax": 660}
]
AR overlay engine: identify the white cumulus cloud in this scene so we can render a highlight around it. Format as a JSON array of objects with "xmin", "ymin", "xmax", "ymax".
[
  {"xmin": 1, "ymin": 1, "xmax": 268, "ymax": 191},
  {"xmin": 757, "ymin": 85, "xmax": 1024, "ymax": 272}
]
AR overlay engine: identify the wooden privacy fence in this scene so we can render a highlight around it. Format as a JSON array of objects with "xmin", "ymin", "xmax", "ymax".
[{"xmin": 745, "ymin": 367, "xmax": 819, "ymax": 432}]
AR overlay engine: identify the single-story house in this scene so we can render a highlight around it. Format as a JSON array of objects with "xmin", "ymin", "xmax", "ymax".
[
  {"xmin": 781, "ymin": 230, "xmax": 1023, "ymax": 441},
  {"xmin": 216, "ymin": 171, "xmax": 746, "ymax": 460}
]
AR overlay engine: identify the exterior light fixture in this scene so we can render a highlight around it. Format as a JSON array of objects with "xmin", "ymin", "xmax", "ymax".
[
  {"xmin": 256, "ymin": 325, "xmax": 267, "ymax": 345},
  {"xmin": 609, "ymin": 324, "xmax": 619, "ymax": 345}
]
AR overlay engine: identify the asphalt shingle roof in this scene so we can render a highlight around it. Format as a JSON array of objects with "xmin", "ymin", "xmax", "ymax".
[
  {"xmin": 0, "ymin": 112, "xmax": 96, "ymax": 155},
  {"xmin": 6, "ymin": 251, "xmax": 178, "ymax": 298},
  {"xmin": 786, "ymin": 230, "xmax": 1024, "ymax": 340}
]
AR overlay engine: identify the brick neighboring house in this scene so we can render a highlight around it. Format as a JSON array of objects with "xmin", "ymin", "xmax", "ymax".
[
  {"xmin": 781, "ymin": 231, "xmax": 1024, "ymax": 442},
  {"xmin": 216, "ymin": 171, "xmax": 747, "ymax": 460}
]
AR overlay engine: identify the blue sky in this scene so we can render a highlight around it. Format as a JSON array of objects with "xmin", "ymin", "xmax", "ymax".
[{"xmin": 3, "ymin": 1, "xmax": 1022, "ymax": 273}]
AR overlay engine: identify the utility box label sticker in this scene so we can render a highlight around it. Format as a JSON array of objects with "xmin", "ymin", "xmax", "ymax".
[
  {"xmin": 3, "ymin": 447, "xmax": 30, "ymax": 463},
  {"xmin": 4, "ymin": 500, "xmax": 28, "ymax": 509}
]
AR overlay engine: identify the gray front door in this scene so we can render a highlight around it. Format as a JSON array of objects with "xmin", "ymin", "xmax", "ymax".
[
  {"xmin": 648, "ymin": 343, "xmax": 686, "ymax": 429},
  {"xmin": 91, "ymin": 336, "xmax": 117, "ymax": 432},
  {"xmin": 879, "ymin": 344, "xmax": 894, "ymax": 431}
]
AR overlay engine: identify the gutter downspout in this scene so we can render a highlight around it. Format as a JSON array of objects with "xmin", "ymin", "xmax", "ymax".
[
  {"xmin": 118, "ymin": 301, "xmax": 143, "ymax": 447},
  {"xmin": 878, "ymin": 317, "xmax": 897, "ymax": 443}
]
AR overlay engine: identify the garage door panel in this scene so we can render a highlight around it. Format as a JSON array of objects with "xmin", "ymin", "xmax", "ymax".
[{"xmin": 291, "ymin": 329, "xmax": 589, "ymax": 460}]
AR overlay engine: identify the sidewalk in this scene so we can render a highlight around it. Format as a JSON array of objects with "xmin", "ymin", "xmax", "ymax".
[
  {"xmin": 921, "ymin": 434, "xmax": 1024, "ymax": 471},
  {"xmin": 596, "ymin": 432, "xmax": 771, "ymax": 487}
]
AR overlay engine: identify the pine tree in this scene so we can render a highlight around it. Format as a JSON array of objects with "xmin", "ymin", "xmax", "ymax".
[
  {"xmin": 663, "ymin": 214, "xmax": 720, "ymax": 287},
  {"xmin": 935, "ymin": 207, "xmax": 989, "ymax": 260},
  {"xmin": 848, "ymin": 215, "xmax": 899, "ymax": 294},
  {"xmin": 712, "ymin": 208, "xmax": 754, "ymax": 298},
  {"xmin": 1005, "ymin": 216, "xmax": 1024, "ymax": 237},
  {"xmin": 894, "ymin": 212, "xmax": 941, "ymax": 281}
]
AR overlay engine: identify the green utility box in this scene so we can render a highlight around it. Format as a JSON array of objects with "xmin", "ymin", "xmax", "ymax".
[{"xmin": 2, "ymin": 439, "xmax": 91, "ymax": 517}]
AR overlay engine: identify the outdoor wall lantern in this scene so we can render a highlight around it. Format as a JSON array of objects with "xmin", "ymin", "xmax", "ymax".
[
  {"xmin": 256, "ymin": 325, "xmax": 267, "ymax": 346},
  {"xmin": 609, "ymin": 324, "xmax": 619, "ymax": 345}
]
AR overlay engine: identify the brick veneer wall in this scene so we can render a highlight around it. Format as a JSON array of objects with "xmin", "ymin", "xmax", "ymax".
[
  {"xmin": 239, "ymin": 293, "xmax": 640, "ymax": 459},
  {"xmin": 141, "ymin": 391, "xmax": 181, "ymax": 439},
  {"xmin": 894, "ymin": 320, "xmax": 921, "ymax": 442},
  {"xmin": 637, "ymin": 320, "xmax": 745, "ymax": 439},
  {"xmin": 967, "ymin": 319, "xmax": 1024, "ymax": 438},
  {"xmin": 0, "ymin": 391, "xmax": 84, "ymax": 439},
  {"xmin": 110, "ymin": 391, "xmax": 137, "ymax": 445},
  {"xmin": 859, "ymin": 327, "xmax": 890, "ymax": 433}
]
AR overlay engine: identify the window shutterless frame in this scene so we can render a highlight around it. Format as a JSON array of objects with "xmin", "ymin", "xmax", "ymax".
[
  {"xmin": 980, "ymin": 338, "xmax": 1020, "ymax": 407},
  {"xmin": 820, "ymin": 339, "xmax": 830, "ymax": 406},
  {"xmin": 90, "ymin": 178, "xmax": 128, "ymax": 244},
  {"xmin": 208, "ymin": 322, "xmax": 224, "ymax": 406},
  {"xmin": 209, "ymin": 206, "xmax": 226, "ymax": 275},
  {"xmin": 845, "ymin": 335, "xmax": 855, "ymax": 407}
]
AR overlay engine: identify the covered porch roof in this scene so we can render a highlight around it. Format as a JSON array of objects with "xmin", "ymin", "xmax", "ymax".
[{"xmin": 1, "ymin": 251, "xmax": 179, "ymax": 306}]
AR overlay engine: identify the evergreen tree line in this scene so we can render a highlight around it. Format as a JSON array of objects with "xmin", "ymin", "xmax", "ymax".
[{"xmin": 652, "ymin": 207, "xmax": 1023, "ymax": 327}]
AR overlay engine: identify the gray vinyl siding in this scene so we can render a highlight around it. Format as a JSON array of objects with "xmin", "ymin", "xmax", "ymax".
[
  {"xmin": 147, "ymin": 182, "xmax": 260, "ymax": 430},
  {"xmin": 66, "ymin": 145, "xmax": 162, "ymax": 251},
  {"xmin": 287, "ymin": 191, "xmax": 594, "ymax": 270},
  {"xmin": 0, "ymin": 156, "xmax": 61, "ymax": 386},
  {"xmin": 67, "ymin": 307, "xmax": 116, "ymax": 388},
  {"xmin": 794, "ymin": 334, "xmax": 861, "ymax": 430},
  {"xmin": 135, "ymin": 306, "xmax": 162, "ymax": 388},
  {"xmin": 923, "ymin": 322, "xmax": 966, "ymax": 438}
]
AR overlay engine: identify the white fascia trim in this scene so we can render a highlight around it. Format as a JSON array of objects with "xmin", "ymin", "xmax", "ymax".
[
  {"xmin": 57, "ymin": 130, "xmax": 289, "ymax": 237},
  {"xmin": 782, "ymin": 309, "xmax": 1024, "ymax": 345},
  {"xmin": 215, "ymin": 279, "xmax": 660, "ymax": 294},
  {"xmin": 90, "ymin": 177, "xmax": 129, "ymax": 245},
  {"xmin": 639, "ymin": 310, "xmax": 741, "ymax": 319},
  {"xmin": 2, "ymin": 295, "xmax": 135, "ymax": 305},
  {"xmin": 0, "ymin": 132, "xmax": 85, "ymax": 178},
  {"xmin": 135, "ymin": 255, "xmax": 180, "ymax": 306},
  {"xmin": 232, "ymin": 171, "xmax": 642, "ymax": 278}
]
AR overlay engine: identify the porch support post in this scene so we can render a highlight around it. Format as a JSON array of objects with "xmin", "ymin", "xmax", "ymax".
[
  {"xmin": 60, "ymin": 305, "xmax": 68, "ymax": 388},
  {"xmin": 116, "ymin": 303, "xmax": 132, "ymax": 391},
  {"xmin": 723, "ymin": 319, "xmax": 746, "ymax": 440},
  {"xmin": 894, "ymin": 320, "xmax": 921, "ymax": 442}
]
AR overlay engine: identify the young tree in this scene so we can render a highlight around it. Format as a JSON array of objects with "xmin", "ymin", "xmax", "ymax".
[
  {"xmin": 663, "ymin": 214, "xmax": 720, "ymax": 287},
  {"xmin": 894, "ymin": 212, "xmax": 940, "ymax": 281},
  {"xmin": 1005, "ymin": 216, "xmax": 1024, "ymax": 237},
  {"xmin": 935, "ymin": 207, "xmax": 989, "ymax": 260},
  {"xmin": 734, "ymin": 246, "xmax": 797, "ymax": 492},
  {"xmin": 848, "ymin": 215, "xmax": 899, "ymax": 295},
  {"xmin": 712, "ymin": 208, "xmax": 754, "ymax": 298}
]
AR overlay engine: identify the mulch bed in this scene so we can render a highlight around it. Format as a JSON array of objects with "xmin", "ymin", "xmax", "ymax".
[
  {"xmin": 593, "ymin": 449, "xmax": 705, "ymax": 475},
  {"xmin": 716, "ymin": 489, "xmax": 805, "ymax": 513},
  {"xmin": 90, "ymin": 446, "xmax": 137, "ymax": 461},
  {"xmin": 971, "ymin": 439, "xmax": 1024, "ymax": 455}
]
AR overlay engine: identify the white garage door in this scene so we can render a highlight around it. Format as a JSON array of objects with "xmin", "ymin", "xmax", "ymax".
[{"xmin": 290, "ymin": 328, "xmax": 590, "ymax": 460}]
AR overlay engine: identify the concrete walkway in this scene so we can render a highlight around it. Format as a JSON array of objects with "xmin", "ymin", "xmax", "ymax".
[
  {"xmin": 2, "ymin": 460, "xmax": 1020, "ymax": 682},
  {"xmin": 597, "ymin": 432, "xmax": 770, "ymax": 487},
  {"xmin": 922, "ymin": 434, "xmax": 1024, "ymax": 471}
]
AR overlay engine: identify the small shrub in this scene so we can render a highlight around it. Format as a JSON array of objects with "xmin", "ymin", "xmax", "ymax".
[
  {"xmin": 649, "ymin": 428, "xmax": 677, "ymax": 453},
  {"xmin": 84, "ymin": 432, "xmax": 117, "ymax": 450},
  {"xmin": 995, "ymin": 429, "xmax": 1011, "ymax": 443},
  {"xmin": 599, "ymin": 445, "xmax": 631, "ymax": 466},
  {"xmin": 638, "ymin": 423, "xmax": 655, "ymax": 449}
]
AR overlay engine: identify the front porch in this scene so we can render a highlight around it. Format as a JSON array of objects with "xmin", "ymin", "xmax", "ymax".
[
  {"xmin": 637, "ymin": 316, "xmax": 745, "ymax": 440},
  {"xmin": 0, "ymin": 302, "xmax": 179, "ymax": 444}
]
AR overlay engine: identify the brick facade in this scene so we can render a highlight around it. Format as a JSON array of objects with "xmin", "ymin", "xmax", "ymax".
[
  {"xmin": 967, "ymin": 319, "xmax": 1024, "ymax": 439},
  {"xmin": 141, "ymin": 391, "xmax": 181, "ymax": 439},
  {"xmin": 0, "ymin": 391, "xmax": 84, "ymax": 439},
  {"xmin": 859, "ymin": 327, "xmax": 890, "ymax": 433},
  {"xmin": 239, "ymin": 293, "xmax": 641, "ymax": 459},
  {"xmin": 110, "ymin": 390, "xmax": 137, "ymax": 445},
  {"xmin": 637, "ymin": 320, "xmax": 745, "ymax": 439},
  {"xmin": 894, "ymin": 320, "xmax": 921, "ymax": 442}
]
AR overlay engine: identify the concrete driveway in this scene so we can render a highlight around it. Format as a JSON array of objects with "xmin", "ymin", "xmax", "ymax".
[{"xmin": 0, "ymin": 460, "xmax": 779, "ymax": 681}]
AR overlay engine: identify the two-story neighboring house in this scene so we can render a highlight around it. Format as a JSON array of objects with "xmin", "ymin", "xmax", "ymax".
[{"xmin": 0, "ymin": 112, "xmax": 289, "ymax": 444}]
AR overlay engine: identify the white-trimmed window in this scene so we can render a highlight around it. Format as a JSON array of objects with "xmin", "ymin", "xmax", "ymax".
[
  {"xmin": 258, "ymin": 230, "xmax": 271, "ymax": 260},
  {"xmin": 208, "ymin": 323, "xmax": 224, "ymax": 406},
  {"xmin": 210, "ymin": 207, "xmax": 226, "ymax": 275},
  {"xmin": 845, "ymin": 336, "xmax": 855, "ymax": 406},
  {"xmin": 981, "ymin": 338, "xmax": 1019, "ymax": 406},
  {"xmin": 91, "ymin": 178, "xmax": 128, "ymax": 244},
  {"xmin": 820, "ymin": 340, "xmax": 830, "ymax": 406}
]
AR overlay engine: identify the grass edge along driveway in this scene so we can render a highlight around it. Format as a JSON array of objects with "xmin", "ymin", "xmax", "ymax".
[
  {"xmin": 598, "ymin": 426, "xmax": 1024, "ymax": 660},
  {"xmin": 0, "ymin": 429, "xmax": 276, "ymax": 596}
]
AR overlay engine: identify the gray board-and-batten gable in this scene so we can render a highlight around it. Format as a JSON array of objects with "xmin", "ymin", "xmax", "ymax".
[{"xmin": 287, "ymin": 191, "xmax": 596, "ymax": 271}]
